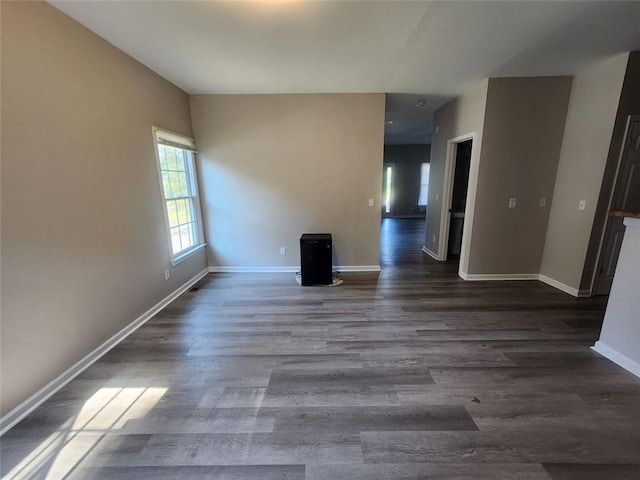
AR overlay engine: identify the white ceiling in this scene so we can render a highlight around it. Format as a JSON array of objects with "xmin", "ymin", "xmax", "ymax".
[{"xmin": 49, "ymin": 0, "xmax": 640, "ymax": 144}]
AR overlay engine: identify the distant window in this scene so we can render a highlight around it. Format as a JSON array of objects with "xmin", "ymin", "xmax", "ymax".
[
  {"xmin": 385, "ymin": 165, "xmax": 393, "ymax": 214},
  {"xmin": 418, "ymin": 163, "xmax": 430, "ymax": 206},
  {"xmin": 153, "ymin": 127, "xmax": 204, "ymax": 263}
]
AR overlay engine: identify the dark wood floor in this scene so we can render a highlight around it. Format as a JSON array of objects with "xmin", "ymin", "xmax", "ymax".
[{"xmin": 2, "ymin": 218, "xmax": 640, "ymax": 479}]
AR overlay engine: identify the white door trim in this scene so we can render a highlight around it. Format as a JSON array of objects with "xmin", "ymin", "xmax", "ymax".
[
  {"xmin": 438, "ymin": 133, "xmax": 477, "ymax": 269},
  {"xmin": 589, "ymin": 114, "xmax": 639, "ymax": 294}
]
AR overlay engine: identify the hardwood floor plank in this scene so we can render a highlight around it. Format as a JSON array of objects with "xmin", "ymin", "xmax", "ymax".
[
  {"xmin": 306, "ymin": 463, "xmax": 551, "ymax": 480},
  {"xmin": 91, "ymin": 432, "xmax": 363, "ymax": 467},
  {"xmin": 268, "ymin": 367, "xmax": 435, "ymax": 389},
  {"xmin": 217, "ymin": 386, "xmax": 402, "ymax": 408},
  {"xmin": 360, "ymin": 430, "xmax": 592, "ymax": 464},
  {"xmin": 120, "ymin": 407, "xmax": 276, "ymax": 434},
  {"xmin": 68, "ymin": 465, "xmax": 306, "ymax": 480},
  {"xmin": 272, "ymin": 405, "xmax": 478, "ymax": 433},
  {"xmin": 360, "ymin": 351, "xmax": 515, "ymax": 368},
  {"xmin": 542, "ymin": 463, "xmax": 640, "ymax": 480}
]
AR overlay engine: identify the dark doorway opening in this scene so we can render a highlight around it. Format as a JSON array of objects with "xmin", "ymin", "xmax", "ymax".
[
  {"xmin": 447, "ymin": 139, "xmax": 472, "ymax": 261},
  {"xmin": 593, "ymin": 115, "xmax": 640, "ymax": 295}
]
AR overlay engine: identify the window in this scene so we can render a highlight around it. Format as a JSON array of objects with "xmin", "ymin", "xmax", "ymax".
[
  {"xmin": 382, "ymin": 164, "xmax": 394, "ymax": 215},
  {"xmin": 384, "ymin": 165, "xmax": 393, "ymax": 214},
  {"xmin": 418, "ymin": 162, "xmax": 430, "ymax": 206},
  {"xmin": 153, "ymin": 127, "xmax": 204, "ymax": 263}
]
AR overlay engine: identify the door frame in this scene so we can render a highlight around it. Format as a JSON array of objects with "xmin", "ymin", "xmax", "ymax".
[
  {"xmin": 589, "ymin": 114, "xmax": 639, "ymax": 294},
  {"xmin": 437, "ymin": 133, "xmax": 478, "ymax": 276}
]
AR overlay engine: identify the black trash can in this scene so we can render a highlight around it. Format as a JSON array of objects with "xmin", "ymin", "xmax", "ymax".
[{"xmin": 300, "ymin": 233, "xmax": 332, "ymax": 286}]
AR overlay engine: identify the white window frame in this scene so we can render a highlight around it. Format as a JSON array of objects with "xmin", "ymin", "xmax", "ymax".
[
  {"xmin": 418, "ymin": 162, "xmax": 430, "ymax": 206},
  {"xmin": 152, "ymin": 126, "xmax": 206, "ymax": 265}
]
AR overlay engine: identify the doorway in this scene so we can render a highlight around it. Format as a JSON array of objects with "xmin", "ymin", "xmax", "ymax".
[
  {"xmin": 593, "ymin": 115, "xmax": 640, "ymax": 295},
  {"xmin": 438, "ymin": 136, "xmax": 474, "ymax": 265},
  {"xmin": 447, "ymin": 140, "xmax": 472, "ymax": 260}
]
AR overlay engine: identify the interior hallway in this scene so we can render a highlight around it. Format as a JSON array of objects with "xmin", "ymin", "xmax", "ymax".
[
  {"xmin": 1, "ymin": 219, "xmax": 639, "ymax": 479},
  {"xmin": 380, "ymin": 217, "xmax": 432, "ymax": 267}
]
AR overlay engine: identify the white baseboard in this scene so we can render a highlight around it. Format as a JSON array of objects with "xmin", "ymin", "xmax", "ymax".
[
  {"xmin": 422, "ymin": 246, "xmax": 440, "ymax": 261},
  {"xmin": 458, "ymin": 272, "xmax": 592, "ymax": 297},
  {"xmin": 459, "ymin": 272, "xmax": 539, "ymax": 281},
  {"xmin": 335, "ymin": 265, "xmax": 381, "ymax": 273},
  {"xmin": 0, "ymin": 267, "xmax": 210, "ymax": 436},
  {"xmin": 538, "ymin": 274, "xmax": 591, "ymax": 297},
  {"xmin": 592, "ymin": 341, "xmax": 640, "ymax": 378},
  {"xmin": 209, "ymin": 266, "xmax": 299, "ymax": 273},
  {"xmin": 209, "ymin": 265, "xmax": 381, "ymax": 273}
]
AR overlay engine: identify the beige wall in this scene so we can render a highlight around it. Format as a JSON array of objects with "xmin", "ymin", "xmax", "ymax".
[
  {"xmin": 190, "ymin": 94, "xmax": 385, "ymax": 269},
  {"xmin": 596, "ymin": 219, "xmax": 640, "ymax": 372},
  {"xmin": 466, "ymin": 77, "xmax": 572, "ymax": 275},
  {"xmin": 425, "ymin": 80, "xmax": 489, "ymax": 268},
  {"xmin": 540, "ymin": 54, "xmax": 629, "ymax": 291},
  {"xmin": 1, "ymin": 2, "xmax": 206, "ymax": 416}
]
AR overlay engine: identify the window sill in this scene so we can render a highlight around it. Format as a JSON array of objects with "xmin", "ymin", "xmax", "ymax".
[{"xmin": 171, "ymin": 243, "xmax": 207, "ymax": 266}]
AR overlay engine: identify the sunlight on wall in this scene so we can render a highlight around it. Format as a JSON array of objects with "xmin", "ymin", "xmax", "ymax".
[{"xmin": 4, "ymin": 387, "xmax": 167, "ymax": 480}]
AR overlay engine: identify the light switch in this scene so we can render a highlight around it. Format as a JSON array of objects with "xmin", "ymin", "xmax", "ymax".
[
  {"xmin": 539, "ymin": 197, "xmax": 547, "ymax": 208},
  {"xmin": 508, "ymin": 198, "xmax": 517, "ymax": 209},
  {"xmin": 368, "ymin": 198, "xmax": 375, "ymax": 207},
  {"xmin": 578, "ymin": 200, "xmax": 586, "ymax": 210},
  {"xmin": 435, "ymin": 194, "xmax": 439, "ymax": 202}
]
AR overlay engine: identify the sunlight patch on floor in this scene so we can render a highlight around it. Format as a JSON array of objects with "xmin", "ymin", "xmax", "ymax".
[{"xmin": 4, "ymin": 387, "xmax": 167, "ymax": 480}]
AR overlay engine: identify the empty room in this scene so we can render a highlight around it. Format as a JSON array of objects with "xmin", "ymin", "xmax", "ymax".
[{"xmin": 2, "ymin": 1, "xmax": 640, "ymax": 479}]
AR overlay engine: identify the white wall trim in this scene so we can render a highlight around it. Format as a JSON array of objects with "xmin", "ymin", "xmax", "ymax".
[
  {"xmin": 437, "ymin": 138, "xmax": 458, "ymax": 261},
  {"xmin": 587, "ymin": 115, "xmax": 637, "ymax": 294},
  {"xmin": 459, "ymin": 272, "xmax": 539, "ymax": 281},
  {"xmin": 538, "ymin": 274, "xmax": 591, "ymax": 297},
  {"xmin": 209, "ymin": 265, "xmax": 381, "ymax": 273},
  {"xmin": 455, "ymin": 271, "xmax": 593, "ymax": 297},
  {"xmin": 422, "ymin": 246, "xmax": 440, "ymax": 260},
  {"xmin": 438, "ymin": 132, "xmax": 479, "ymax": 266},
  {"xmin": 592, "ymin": 341, "xmax": 640, "ymax": 378},
  {"xmin": 0, "ymin": 267, "xmax": 210, "ymax": 436},
  {"xmin": 336, "ymin": 265, "xmax": 381, "ymax": 273},
  {"xmin": 209, "ymin": 266, "xmax": 299, "ymax": 273}
]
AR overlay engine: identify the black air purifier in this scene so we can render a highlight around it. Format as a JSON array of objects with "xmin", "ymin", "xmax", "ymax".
[{"xmin": 300, "ymin": 233, "xmax": 332, "ymax": 286}]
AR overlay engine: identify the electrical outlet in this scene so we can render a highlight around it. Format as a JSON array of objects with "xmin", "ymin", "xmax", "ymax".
[
  {"xmin": 280, "ymin": 247, "xmax": 286, "ymax": 256},
  {"xmin": 578, "ymin": 200, "xmax": 586, "ymax": 210},
  {"xmin": 432, "ymin": 235, "xmax": 436, "ymax": 243},
  {"xmin": 164, "ymin": 269, "xmax": 171, "ymax": 280},
  {"xmin": 368, "ymin": 198, "xmax": 375, "ymax": 207},
  {"xmin": 435, "ymin": 194, "xmax": 439, "ymax": 202},
  {"xmin": 508, "ymin": 198, "xmax": 517, "ymax": 209},
  {"xmin": 539, "ymin": 197, "xmax": 547, "ymax": 208}
]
